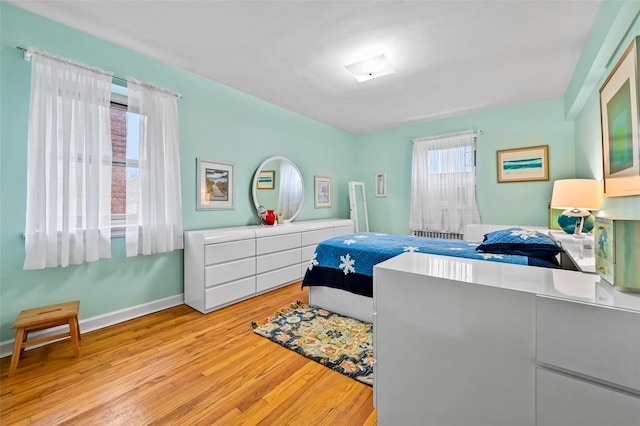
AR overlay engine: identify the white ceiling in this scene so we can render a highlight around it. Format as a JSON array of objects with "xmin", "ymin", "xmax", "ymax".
[{"xmin": 11, "ymin": 1, "xmax": 601, "ymax": 134}]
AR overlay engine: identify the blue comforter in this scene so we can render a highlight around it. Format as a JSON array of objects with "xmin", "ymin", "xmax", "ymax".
[{"xmin": 302, "ymin": 232, "xmax": 554, "ymax": 297}]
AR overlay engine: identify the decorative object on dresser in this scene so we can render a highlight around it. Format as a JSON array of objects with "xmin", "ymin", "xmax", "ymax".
[
  {"xmin": 183, "ymin": 219, "xmax": 353, "ymax": 314},
  {"xmin": 196, "ymin": 159, "xmax": 234, "ymax": 210},
  {"xmin": 314, "ymin": 176, "xmax": 331, "ymax": 208},
  {"xmin": 550, "ymin": 179, "xmax": 603, "ymax": 234},
  {"xmin": 251, "ymin": 301, "xmax": 373, "ymax": 385},
  {"xmin": 595, "ymin": 216, "xmax": 640, "ymax": 292},
  {"xmin": 496, "ymin": 144, "xmax": 549, "ymax": 183},
  {"xmin": 599, "ymin": 36, "xmax": 640, "ymax": 197},
  {"xmin": 252, "ymin": 156, "xmax": 303, "ymax": 223}
]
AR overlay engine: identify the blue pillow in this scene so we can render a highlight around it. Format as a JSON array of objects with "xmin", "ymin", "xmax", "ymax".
[{"xmin": 476, "ymin": 228, "xmax": 563, "ymax": 257}]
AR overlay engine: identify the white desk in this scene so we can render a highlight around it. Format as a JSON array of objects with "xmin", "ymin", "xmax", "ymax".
[{"xmin": 549, "ymin": 230, "xmax": 595, "ymax": 273}]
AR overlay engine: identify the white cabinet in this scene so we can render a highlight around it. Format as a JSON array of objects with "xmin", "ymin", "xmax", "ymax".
[
  {"xmin": 184, "ymin": 219, "xmax": 353, "ymax": 313},
  {"xmin": 373, "ymin": 252, "xmax": 640, "ymax": 426}
]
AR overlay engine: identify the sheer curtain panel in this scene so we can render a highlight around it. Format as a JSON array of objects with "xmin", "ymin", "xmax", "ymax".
[
  {"xmin": 277, "ymin": 160, "xmax": 303, "ymax": 218},
  {"xmin": 125, "ymin": 78, "xmax": 183, "ymax": 257},
  {"xmin": 409, "ymin": 133, "xmax": 481, "ymax": 235},
  {"xmin": 23, "ymin": 48, "xmax": 113, "ymax": 270}
]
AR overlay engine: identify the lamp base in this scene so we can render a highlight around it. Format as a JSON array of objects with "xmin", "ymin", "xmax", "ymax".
[{"xmin": 558, "ymin": 212, "xmax": 595, "ymax": 234}]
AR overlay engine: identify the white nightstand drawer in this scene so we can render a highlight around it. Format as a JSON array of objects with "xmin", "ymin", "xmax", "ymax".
[
  {"xmin": 537, "ymin": 296, "xmax": 640, "ymax": 392},
  {"xmin": 204, "ymin": 239, "xmax": 255, "ymax": 265},
  {"xmin": 256, "ymin": 233, "xmax": 301, "ymax": 255},
  {"xmin": 302, "ymin": 228, "xmax": 334, "ymax": 246},
  {"xmin": 537, "ymin": 368, "xmax": 640, "ymax": 426},
  {"xmin": 205, "ymin": 276, "xmax": 256, "ymax": 310},
  {"xmin": 205, "ymin": 257, "xmax": 256, "ymax": 287},
  {"xmin": 257, "ymin": 264, "xmax": 301, "ymax": 293},
  {"xmin": 256, "ymin": 248, "xmax": 301, "ymax": 274}
]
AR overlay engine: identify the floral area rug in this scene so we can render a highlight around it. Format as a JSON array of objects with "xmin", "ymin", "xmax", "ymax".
[{"xmin": 251, "ymin": 301, "xmax": 374, "ymax": 386}]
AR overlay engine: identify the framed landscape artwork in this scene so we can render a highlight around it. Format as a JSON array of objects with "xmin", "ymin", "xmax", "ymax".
[
  {"xmin": 196, "ymin": 159, "xmax": 234, "ymax": 210},
  {"xmin": 497, "ymin": 145, "xmax": 549, "ymax": 183},
  {"xmin": 257, "ymin": 170, "xmax": 275, "ymax": 190},
  {"xmin": 375, "ymin": 172, "xmax": 387, "ymax": 197},
  {"xmin": 599, "ymin": 36, "xmax": 640, "ymax": 197}
]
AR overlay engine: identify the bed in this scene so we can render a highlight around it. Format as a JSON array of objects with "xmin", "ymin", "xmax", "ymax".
[{"xmin": 303, "ymin": 225, "xmax": 560, "ymax": 322}]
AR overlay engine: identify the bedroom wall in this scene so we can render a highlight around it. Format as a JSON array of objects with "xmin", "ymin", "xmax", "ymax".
[
  {"xmin": 353, "ymin": 97, "xmax": 574, "ymax": 235},
  {"xmin": 0, "ymin": 3, "xmax": 355, "ymax": 342}
]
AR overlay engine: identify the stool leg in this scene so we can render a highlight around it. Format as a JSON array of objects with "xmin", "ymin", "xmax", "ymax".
[
  {"xmin": 68, "ymin": 317, "xmax": 80, "ymax": 358},
  {"xmin": 9, "ymin": 328, "xmax": 26, "ymax": 377},
  {"xmin": 74, "ymin": 315, "xmax": 81, "ymax": 341}
]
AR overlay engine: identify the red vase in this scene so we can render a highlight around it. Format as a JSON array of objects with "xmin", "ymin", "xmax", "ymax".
[{"xmin": 265, "ymin": 210, "xmax": 276, "ymax": 225}]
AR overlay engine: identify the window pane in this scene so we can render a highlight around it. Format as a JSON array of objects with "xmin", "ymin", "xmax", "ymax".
[
  {"xmin": 126, "ymin": 112, "xmax": 140, "ymax": 161},
  {"xmin": 111, "ymin": 108, "xmax": 127, "ymax": 160},
  {"xmin": 112, "ymin": 165, "xmax": 126, "ymax": 214}
]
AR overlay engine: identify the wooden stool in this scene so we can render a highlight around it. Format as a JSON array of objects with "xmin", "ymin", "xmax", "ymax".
[{"xmin": 9, "ymin": 300, "xmax": 81, "ymax": 377}]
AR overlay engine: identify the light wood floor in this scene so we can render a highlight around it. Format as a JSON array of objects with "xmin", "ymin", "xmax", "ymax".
[{"xmin": 0, "ymin": 283, "xmax": 376, "ymax": 425}]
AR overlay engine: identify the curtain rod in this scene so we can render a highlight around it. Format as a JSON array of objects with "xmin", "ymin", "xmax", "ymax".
[
  {"xmin": 412, "ymin": 129, "xmax": 483, "ymax": 143},
  {"xmin": 17, "ymin": 46, "xmax": 182, "ymax": 99}
]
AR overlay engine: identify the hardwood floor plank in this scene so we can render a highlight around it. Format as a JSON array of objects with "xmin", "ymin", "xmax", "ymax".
[{"xmin": 0, "ymin": 283, "xmax": 376, "ymax": 425}]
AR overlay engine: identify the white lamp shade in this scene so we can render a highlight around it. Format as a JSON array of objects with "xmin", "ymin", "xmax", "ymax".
[{"xmin": 550, "ymin": 179, "xmax": 603, "ymax": 211}]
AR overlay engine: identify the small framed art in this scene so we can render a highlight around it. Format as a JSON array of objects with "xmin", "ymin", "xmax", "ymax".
[
  {"xmin": 314, "ymin": 176, "xmax": 331, "ymax": 208},
  {"xmin": 497, "ymin": 145, "xmax": 549, "ymax": 183},
  {"xmin": 196, "ymin": 159, "xmax": 234, "ymax": 210},
  {"xmin": 257, "ymin": 170, "xmax": 275, "ymax": 190},
  {"xmin": 375, "ymin": 172, "xmax": 387, "ymax": 197}
]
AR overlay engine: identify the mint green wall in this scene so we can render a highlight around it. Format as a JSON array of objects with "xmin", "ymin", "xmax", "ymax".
[
  {"xmin": 571, "ymin": 1, "xmax": 640, "ymax": 218},
  {"xmin": 354, "ymin": 97, "xmax": 574, "ymax": 235},
  {"xmin": 0, "ymin": 4, "xmax": 354, "ymax": 341}
]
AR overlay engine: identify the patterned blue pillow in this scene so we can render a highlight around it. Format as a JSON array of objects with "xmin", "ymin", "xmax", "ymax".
[{"xmin": 476, "ymin": 228, "xmax": 563, "ymax": 257}]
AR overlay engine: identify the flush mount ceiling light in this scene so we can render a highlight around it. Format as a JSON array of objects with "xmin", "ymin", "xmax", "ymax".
[{"xmin": 345, "ymin": 54, "xmax": 395, "ymax": 82}]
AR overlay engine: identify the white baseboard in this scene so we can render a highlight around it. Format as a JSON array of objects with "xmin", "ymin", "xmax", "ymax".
[{"xmin": 0, "ymin": 294, "xmax": 184, "ymax": 359}]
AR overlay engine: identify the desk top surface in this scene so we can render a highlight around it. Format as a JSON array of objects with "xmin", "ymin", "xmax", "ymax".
[{"xmin": 375, "ymin": 252, "xmax": 640, "ymax": 313}]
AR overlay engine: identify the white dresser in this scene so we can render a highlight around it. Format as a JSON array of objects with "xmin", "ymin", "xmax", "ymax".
[
  {"xmin": 373, "ymin": 252, "xmax": 640, "ymax": 426},
  {"xmin": 184, "ymin": 219, "xmax": 353, "ymax": 314}
]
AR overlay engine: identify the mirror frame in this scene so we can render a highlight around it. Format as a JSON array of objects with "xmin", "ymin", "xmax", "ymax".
[{"xmin": 252, "ymin": 156, "xmax": 304, "ymax": 223}]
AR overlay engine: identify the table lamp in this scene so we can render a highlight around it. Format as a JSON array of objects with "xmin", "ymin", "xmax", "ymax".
[{"xmin": 550, "ymin": 179, "xmax": 603, "ymax": 234}]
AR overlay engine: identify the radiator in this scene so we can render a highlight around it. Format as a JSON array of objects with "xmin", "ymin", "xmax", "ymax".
[{"xmin": 411, "ymin": 230, "xmax": 463, "ymax": 240}]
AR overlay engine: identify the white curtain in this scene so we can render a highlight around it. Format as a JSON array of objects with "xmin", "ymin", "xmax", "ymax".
[
  {"xmin": 409, "ymin": 133, "xmax": 481, "ymax": 235},
  {"xmin": 125, "ymin": 78, "xmax": 183, "ymax": 257},
  {"xmin": 277, "ymin": 160, "xmax": 303, "ymax": 218},
  {"xmin": 24, "ymin": 48, "xmax": 113, "ymax": 270}
]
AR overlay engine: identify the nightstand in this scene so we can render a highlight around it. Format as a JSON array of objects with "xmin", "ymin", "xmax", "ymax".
[{"xmin": 549, "ymin": 230, "xmax": 595, "ymax": 273}]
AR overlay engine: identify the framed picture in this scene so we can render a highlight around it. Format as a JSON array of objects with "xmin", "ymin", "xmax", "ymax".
[
  {"xmin": 375, "ymin": 172, "xmax": 387, "ymax": 197},
  {"xmin": 497, "ymin": 145, "xmax": 549, "ymax": 183},
  {"xmin": 257, "ymin": 170, "xmax": 275, "ymax": 190},
  {"xmin": 314, "ymin": 176, "xmax": 331, "ymax": 208},
  {"xmin": 196, "ymin": 159, "xmax": 234, "ymax": 210},
  {"xmin": 599, "ymin": 36, "xmax": 640, "ymax": 197}
]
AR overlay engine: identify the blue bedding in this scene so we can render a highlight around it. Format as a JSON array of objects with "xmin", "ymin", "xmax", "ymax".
[{"xmin": 302, "ymin": 232, "xmax": 558, "ymax": 297}]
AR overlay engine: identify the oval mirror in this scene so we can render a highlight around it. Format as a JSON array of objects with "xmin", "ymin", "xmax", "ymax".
[{"xmin": 252, "ymin": 156, "xmax": 304, "ymax": 223}]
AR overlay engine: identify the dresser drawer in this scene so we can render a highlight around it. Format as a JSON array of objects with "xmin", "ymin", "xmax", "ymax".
[
  {"xmin": 256, "ymin": 233, "xmax": 301, "ymax": 255},
  {"xmin": 256, "ymin": 248, "xmax": 301, "ymax": 274},
  {"xmin": 205, "ymin": 276, "xmax": 256, "ymax": 310},
  {"xmin": 334, "ymin": 225, "xmax": 354, "ymax": 237},
  {"xmin": 204, "ymin": 239, "xmax": 255, "ymax": 265},
  {"xmin": 205, "ymin": 257, "xmax": 256, "ymax": 287},
  {"xmin": 257, "ymin": 264, "xmax": 301, "ymax": 293},
  {"xmin": 537, "ymin": 368, "xmax": 640, "ymax": 426},
  {"xmin": 301, "ymin": 228, "xmax": 334, "ymax": 246},
  {"xmin": 301, "ymin": 245, "xmax": 317, "ymax": 263},
  {"xmin": 537, "ymin": 296, "xmax": 640, "ymax": 392}
]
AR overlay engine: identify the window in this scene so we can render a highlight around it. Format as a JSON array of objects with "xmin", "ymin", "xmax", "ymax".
[
  {"xmin": 409, "ymin": 133, "xmax": 481, "ymax": 235},
  {"xmin": 109, "ymin": 84, "xmax": 140, "ymax": 236}
]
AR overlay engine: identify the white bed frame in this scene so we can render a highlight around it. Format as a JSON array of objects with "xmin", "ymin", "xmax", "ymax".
[{"xmin": 307, "ymin": 224, "xmax": 549, "ymax": 322}]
